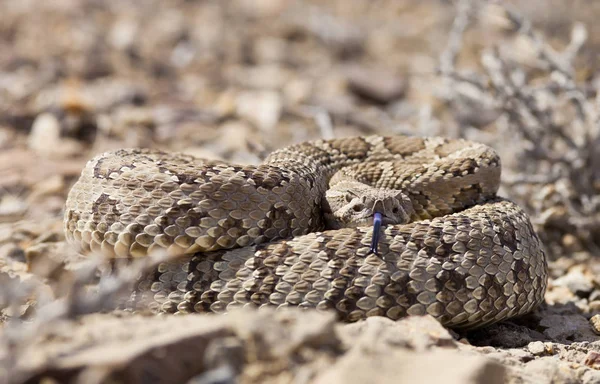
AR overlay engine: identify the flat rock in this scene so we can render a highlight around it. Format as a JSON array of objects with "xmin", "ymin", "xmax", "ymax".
[
  {"xmin": 345, "ymin": 65, "xmax": 407, "ymax": 104},
  {"xmin": 314, "ymin": 348, "xmax": 505, "ymax": 384},
  {"xmin": 340, "ymin": 315, "xmax": 457, "ymax": 351}
]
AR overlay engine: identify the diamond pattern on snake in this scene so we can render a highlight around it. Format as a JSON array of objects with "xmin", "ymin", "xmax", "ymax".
[{"xmin": 64, "ymin": 135, "xmax": 548, "ymax": 329}]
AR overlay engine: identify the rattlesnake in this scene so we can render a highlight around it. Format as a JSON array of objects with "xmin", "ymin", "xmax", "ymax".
[{"xmin": 64, "ymin": 135, "xmax": 547, "ymax": 329}]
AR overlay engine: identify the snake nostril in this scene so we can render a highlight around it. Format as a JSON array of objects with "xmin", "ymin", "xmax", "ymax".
[{"xmin": 392, "ymin": 207, "xmax": 399, "ymax": 214}]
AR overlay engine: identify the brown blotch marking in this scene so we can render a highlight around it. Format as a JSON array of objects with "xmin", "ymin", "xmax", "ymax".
[
  {"xmin": 91, "ymin": 193, "xmax": 121, "ymax": 217},
  {"xmin": 512, "ymin": 258, "xmax": 528, "ymax": 282},
  {"xmin": 181, "ymin": 252, "xmax": 224, "ymax": 312},
  {"xmin": 386, "ymin": 259, "xmax": 415, "ymax": 307},
  {"xmin": 420, "ymin": 224, "xmax": 455, "ymax": 261},
  {"xmin": 66, "ymin": 210, "xmax": 81, "ymax": 224},
  {"xmin": 380, "ymin": 163, "xmax": 428, "ymax": 188},
  {"xmin": 160, "ymin": 168, "xmax": 205, "ymax": 185},
  {"xmin": 93, "ymin": 149, "xmax": 152, "ymax": 178},
  {"xmin": 334, "ymin": 163, "xmax": 381, "ymax": 185},
  {"xmin": 405, "ymin": 191, "xmax": 434, "ymax": 218},
  {"xmin": 156, "ymin": 159, "xmax": 224, "ymax": 185},
  {"xmin": 436, "ymin": 268, "xmax": 468, "ymax": 294},
  {"xmin": 231, "ymin": 164, "xmax": 292, "ymax": 189},
  {"xmin": 483, "ymin": 272, "xmax": 509, "ymax": 310},
  {"xmin": 246, "ymin": 249, "xmax": 279, "ymax": 304},
  {"xmin": 497, "ymin": 222, "xmax": 518, "ymax": 253},
  {"xmin": 151, "ymin": 198, "xmax": 211, "ymax": 240},
  {"xmin": 449, "ymin": 157, "xmax": 478, "ymax": 177},
  {"xmin": 434, "ymin": 139, "xmax": 465, "ymax": 158},
  {"xmin": 476, "ymin": 273, "xmax": 505, "ymax": 317},
  {"xmin": 93, "ymin": 157, "xmax": 106, "ymax": 178},
  {"xmin": 329, "ymin": 137, "xmax": 371, "ymax": 160},
  {"xmin": 383, "ymin": 136, "xmax": 426, "ymax": 156},
  {"xmin": 480, "ymin": 149, "xmax": 501, "ymax": 168},
  {"xmin": 452, "ymin": 184, "xmax": 485, "ymax": 207},
  {"xmin": 292, "ymin": 143, "xmax": 336, "ymax": 168},
  {"xmin": 262, "ymin": 206, "xmax": 296, "ymax": 236},
  {"xmin": 267, "ymin": 143, "xmax": 336, "ymax": 176}
]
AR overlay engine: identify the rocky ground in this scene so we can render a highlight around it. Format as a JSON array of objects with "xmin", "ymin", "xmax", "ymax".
[{"xmin": 3, "ymin": 0, "xmax": 600, "ymax": 383}]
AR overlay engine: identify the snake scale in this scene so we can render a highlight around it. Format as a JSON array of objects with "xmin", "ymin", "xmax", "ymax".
[{"xmin": 64, "ymin": 135, "xmax": 547, "ymax": 329}]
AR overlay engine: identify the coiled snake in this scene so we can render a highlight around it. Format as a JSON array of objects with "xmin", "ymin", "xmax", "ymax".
[{"xmin": 64, "ymin": 135, "xmax": 547, "ymax": 329}]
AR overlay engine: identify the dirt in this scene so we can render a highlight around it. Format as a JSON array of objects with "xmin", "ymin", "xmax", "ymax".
[{"xmin": 2, "ymin": 1, "xmax": 600, "ymax": 383}]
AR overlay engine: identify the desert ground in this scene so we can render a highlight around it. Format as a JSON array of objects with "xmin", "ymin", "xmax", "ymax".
[{"xmin": 2, "ymin": 1, "xmax": 600, "ymax": 383}]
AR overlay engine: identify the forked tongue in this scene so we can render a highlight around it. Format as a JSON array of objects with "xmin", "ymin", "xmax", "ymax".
[{"xmin": 368, "ymin": 212, "xmax": 383, "ymax": 255}]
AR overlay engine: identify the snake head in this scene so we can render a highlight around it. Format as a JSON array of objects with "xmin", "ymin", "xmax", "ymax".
[{"xmin": 323, "ymin": 181, "xmax": 415, "ymax": 229}]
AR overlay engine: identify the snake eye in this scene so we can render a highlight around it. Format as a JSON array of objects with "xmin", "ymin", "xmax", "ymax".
[
  {"xmin": 345, "ymin": 194, "xmax": 353, "ymax": 202},
  {"xmin": 352, "ymin": 204, "xmax": 364, "ymax": 212}
]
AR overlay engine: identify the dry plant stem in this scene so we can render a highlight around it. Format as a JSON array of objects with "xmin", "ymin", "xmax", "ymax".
[
  {"xmin": 442, "ymin": 1, "xmax": 600, "ymax": 257},
  {"xmin": 439, "ymin": 0, "xmax": 477, "ymax": 75}
]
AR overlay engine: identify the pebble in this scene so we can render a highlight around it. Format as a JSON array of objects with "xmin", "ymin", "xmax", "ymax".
[
  {"xmin": 346, "ymin": 65, "xmax": 407, "ymax": 104},
  {"xmin": 28, "ymin": 113, "xmax": 61, "ymax": 155},
  {"xmin": 0, "ymin": 195, "xmax": 28, "ymax": 220},
  {"xmin": 540, "ymin": 313, "xmax": 598, "ymax": 342},
  {"xmin": 527, "ymin": 341, "xmax": 546, "ymax": 356},
  {"xmin": 588, "ymin": 300, "xmax": 600, "ymax": 313},
  {"xmin": 109, "ymin": 18, "xmax": 138, "ymax": 50},
  {"xmin": 584, "ymin": 351, "xmax": 600, "ymax": 369},
  {"xmin": 236, "ymin": 90, "xmax": 282, "ymax": 132},
  {"xmin": 552, "ymin": 268, "xmax": 593, "ymax": 297},
  {"xmin": 589, "ymin": 314, "xmax": 600, "ymax": 335}
]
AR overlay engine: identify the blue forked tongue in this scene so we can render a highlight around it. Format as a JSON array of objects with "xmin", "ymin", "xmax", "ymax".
[{"xmin": 368, "ymin": 212, "xmax": 383, "ymax": 256}]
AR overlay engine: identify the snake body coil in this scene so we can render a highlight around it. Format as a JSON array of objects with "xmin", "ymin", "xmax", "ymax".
[{"xmin": 64, "ymin": 135, "xmax": 547, "ymax": 329}]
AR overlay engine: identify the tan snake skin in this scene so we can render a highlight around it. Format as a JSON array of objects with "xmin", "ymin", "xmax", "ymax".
[{"xmin": 64, "ymin": 135, "xmax": 547, "ymax": 329}]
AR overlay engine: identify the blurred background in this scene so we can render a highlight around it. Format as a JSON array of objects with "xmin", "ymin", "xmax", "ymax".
[{"xmin": 2, "ymin": 0, "xmax": 600, "ymax": 268}]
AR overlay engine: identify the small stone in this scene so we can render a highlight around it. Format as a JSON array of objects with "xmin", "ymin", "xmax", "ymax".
[
  {"xmin": 528, "ymin": 341, "xmax": 546, "ymax": 356},
  {"xmin": 544, "ymin": 285, "xmax": 575, "ymax": 306},
  {"xmin": 589, "ymin": 290, "xmax": 600, "ymax": 302},
  {"xmin": 588, "ymin": 300, "xmax": 600, "ymax": 313},
  {"xmin": 28, "ymin": 113, "xmax": 61, "ymax": 155},
  {"xmin": 236, "ymin": 90, "xmax": 282, "ymax": 132},
  {"xmin": 284, "ymin": 78, "xmax": 312, "ymax": 104},
  {"xmin": 552, "ymin": 268, "xmax": 593, "ymax": 298},
  {"xmin": 346, "ymin": 65, "xmax": 407, "ymax": 104},
  {"xmin": 590, "ymin": 314, "xmax": 600, "ymax": 335},
  {"xmin": 540, "ymin": 313, "xmax": 597, "ymax": 342},
  {"xmin": 109, "ymin": 18, "xmax": 138, "ymax": 50},
  {"xmin": 27, "ymin": 112, "xmax": 84, "ymax": 157},
  {"xmin": 584, "ymin": 351, "xmax": 600, "ymax": 369},
  {"xmin": 561, "ymin": 234, "xmax": 582, "ymax": 252},
  {"xmin": 0, "ymin": 195, "xmax": 28, "ymax": 220}
]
